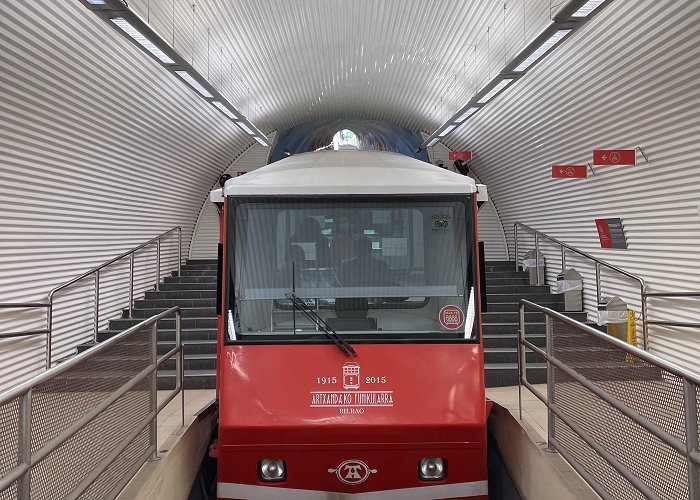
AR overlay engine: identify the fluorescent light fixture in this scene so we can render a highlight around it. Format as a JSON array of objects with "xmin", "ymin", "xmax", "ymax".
[
  {"xmin": 236, "ymin": 122, "xmax": 255, "ymax": 135},
  {"xmin": 254, "ymin": 136, "xmax": 268, "ymax": 146},
  {"xmin": 110, "ymin": 18, "xmax": 175, "ymax": 65},
  {"xmin": 438, "ymin": 125, "xmax": 456, "ymax": 137},
  {"xmin": 455, "ymin": 107, "xmax": 479, "ymax": 123},
  {"xmin": 174, "ymin": 70, "xmax": 213, "ymax": 98},
  {"xmin": 514, "ymin": 29, "xmax": 572, "ymax": 72},
  {"xmin": 572, "ymin": 0, "xmax": 605, "ymax": 17},
  {"xmin": 86, "ymin": 0, "xmax": 107, "ymax": 4},
  {"xmin": 477, "ymin": 79, "xmax": 513, "ymax": 104},
  {"xmin": 211, "ymin": 101, "xmax": 239, "ymax": 120},
  {"xmin": 426, "ymin": 138, "xmax": 440, "ymax": 148}
]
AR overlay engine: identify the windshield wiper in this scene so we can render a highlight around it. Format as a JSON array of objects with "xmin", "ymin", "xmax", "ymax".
[{"xmin": 286, "ymin": 292, "xmax": 357, "ymax": 357}]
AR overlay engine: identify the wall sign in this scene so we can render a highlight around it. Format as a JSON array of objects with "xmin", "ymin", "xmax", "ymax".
[
  {"xmin": 552, "ymin": 165, "xmax": 587, "ymax": 178},
  {"xmin": 593, "ymin": 149, "xmax": 636, "ymax": 165},
  {"xmin": 595, "ymin": 218, "xmax": 627, "ymax": 249},
  {"xmin": 449, "ymin": 151, "xmax": 472, "ymax": 161}
]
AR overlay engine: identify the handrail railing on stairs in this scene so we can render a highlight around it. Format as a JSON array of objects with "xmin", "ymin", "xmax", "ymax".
[
  {"xmin": 514, "ymin": 222, "xmax": 649, "ymax": 348},
  {"xmin": 0, "ymin": 227, "xmax": 181, "ymax": 369}
]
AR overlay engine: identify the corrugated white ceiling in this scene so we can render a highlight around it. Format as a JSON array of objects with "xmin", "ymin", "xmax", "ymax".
[{"xmin": 124, "ymin": 0, "xmax": 557, "ymax": 134}]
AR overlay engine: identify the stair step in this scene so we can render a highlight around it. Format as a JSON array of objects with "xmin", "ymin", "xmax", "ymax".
[
  {"xmin": 186, "ymin": 259, "xmax": 218, "ymax": 265},
  {"xmin": 134, "ymin": 298, "xmax": 217, "ymax": 309},
  {"xmin": 486, "ymin": 293, "xmax": 563, "ymax": 303},
  {"xmin": 126, "ymin": 307, "xmax": 217, "ymax": 318},
  {"xmin": 161, "ymin": 353, "xmax": 216, "ymax": 371},
  {"xmin": 486, "ymin": 285, "xmax": 551, "ymax": 294},
  {"xmin": 487, "ymin": 302, "xmax": 567, "ymax": 313},
  {"xmin": 157, "ymin": 370, "xmax": 216, "ymax": 390},
  {"xmin": 484, "ymin": 271, "xmax": 529, "ymax": 279},
  {"xmin": 145, "ymin": 290, "xmax": 217, "ymax": 300},
  {"xmin": 485, "ymin": 277, "xmax": 530, "ymax": 286},
  {"xmin": 482, "ymin": 311, "xmax": 588, "ymax": 323},
  {"xmin": 159, "ymin": 283, "xmax": 218, "ymax": 291},
  {"xmin": 484, "ymin": 348, "xmax": 540, "ymax": 364},
  {"xmin": 482, "ymin": 322, "xmax": 545, "ymax": 335},
  {"xmin": 484, "ymin": 363, "xmax": 546, "ymax": 387},
  {"xmin": 97, "ymin": 328, "xmax": 218, "ymax": 343},
  {"xmin": 164, "ymin": 276, "xmax": 217, "ymax": 284},
  {"xmin": 173, "ymin": 270, "xmax": 218, "ymax": 277},
  {"xmin": 158, "ymin": 340, "xmax": 217, "ymax": 355},
  {"xmin": 483, "ymin": 334, "xmax": 546, "ymax": 349}
]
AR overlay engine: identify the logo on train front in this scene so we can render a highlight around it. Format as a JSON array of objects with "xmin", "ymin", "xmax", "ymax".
[{"xmin": 328, "ymin": 459, "xmax": 377, "ymax": 485}]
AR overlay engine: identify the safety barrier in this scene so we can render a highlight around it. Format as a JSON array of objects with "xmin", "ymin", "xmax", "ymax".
[
  {"xmin": 518, "ymin": 299, "xmax": 700, "ymax": 500},
  {"xmin": 0, "ymin": 307, "xmax": 184, "ymax": 500}
]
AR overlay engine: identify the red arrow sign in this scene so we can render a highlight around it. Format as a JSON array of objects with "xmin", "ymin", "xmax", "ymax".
[
  {"xmin": 449, "ymin": 151, "xmax": 472, "ymax": 161},
  {"xmin": 552, "ymin": 165, "xmax": 588, "ymax": 178},
  {"xmin": 593, "ymin": 149, "xmax": 636, "ymax": 165}
]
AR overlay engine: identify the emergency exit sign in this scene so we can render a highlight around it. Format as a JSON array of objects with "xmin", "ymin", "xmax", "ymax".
[
  {"xmin": 552, "ymin": 165, "xmax": 587, "ymax": 178},
  {"xmin": 449, "ymin": 151, "xmax": 472, "ymax": 161},
  {"xmin": 593, "ymin": 149, "xmax": 636, "ymax": 165}
]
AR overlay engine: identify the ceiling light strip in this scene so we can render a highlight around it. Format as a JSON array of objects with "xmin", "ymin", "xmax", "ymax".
[
  {"xmin": 80, "ymin": 1, "xmax": 270, "ymax": 147},
  {"xmin": 419, "ymin": 0, "xmax": 611, "ymax": 150}
]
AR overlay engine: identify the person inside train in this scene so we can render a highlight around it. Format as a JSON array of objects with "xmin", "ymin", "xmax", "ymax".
[{"xmin": 289, "ymin": 216, "xmax": 331, "ymax": 268}]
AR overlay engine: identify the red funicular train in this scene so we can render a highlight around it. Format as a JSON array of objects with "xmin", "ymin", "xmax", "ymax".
[{"xmin": 210, "ymin": 150, "xmax": 489, "ymax": 499}]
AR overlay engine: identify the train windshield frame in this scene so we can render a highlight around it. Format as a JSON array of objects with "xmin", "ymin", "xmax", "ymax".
[{"xmin": 224, "ymin": 195, "xmax": 481, "ymax": 344}]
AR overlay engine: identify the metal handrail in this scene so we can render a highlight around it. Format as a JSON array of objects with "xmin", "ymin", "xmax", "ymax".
[
  {"xmin": 513, "ymin": 221, "xmax": 649, "ymax": 348},
  {"xmin": 642, "ymin": 292, "xmax": 700, "ymax": 330},
  {"xmin": 0, "ymin": 306, "xmax": 185, "ymax": 499},
  {"xmin": 0, "ymin": 227, "xmax": 181, "ymax": 369},
  {"xmin": 517, "ymin": 299, "xmax": 700, "ymax": 500}
]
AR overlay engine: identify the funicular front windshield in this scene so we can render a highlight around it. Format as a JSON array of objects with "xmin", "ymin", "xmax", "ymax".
[{"xmin": 227, "ymin": 196, "xmax": 478, "ymax": 342}]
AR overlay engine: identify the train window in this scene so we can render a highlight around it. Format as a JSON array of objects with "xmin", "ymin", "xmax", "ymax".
[{"xmin": 226, "ymin": 196, "xmax": 478, "ymax": 343}]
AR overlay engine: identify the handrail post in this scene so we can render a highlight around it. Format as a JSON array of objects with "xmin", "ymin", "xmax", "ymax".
[
  {"xmin": 94, "ymin": 270, "xmax": 100, "ymax": 342},
  {"xmin": 178, "ymin": 227, "xmax": 182, "ymax": 277},
  {"xmin": 683, "ymin": 379, "xmax": 699, "ymax": 499},
  {"xmin": 155, "ymin": 239, "xmax": 161, "ymax": 292},
  {"xmin": 46, "ymin": 304, "xmax": 53, "ymax": 369},
  {"xmin": 561, "ymin": 246, "xmax": 566, "ymax": 272},
  {"xmin": 545, "ymin": 314, "xmax": 555, "ymax": 452},
  {"xmin": 129, "ymin": 254, "xmax": 135, "ymax": 319},
  {"xmin": 177, "ymin": 311, "xmax": 185, "ymax": 429},
  {"xmin": 534, "ymin": 232, "xmax": 540, "ymax": 285},
  {"xmin": 518, "ymin": 302, "xmax": 525, "ymax": 421},
  {"xmin": 514, "ymin": 223, "xmax": 519, "ymax": 271},
  {"xmin": 641, "ymin": 288, "xmax": 648, "ymax": 350},
  {"xmin": 595, "ymin": 262, "xmax": 601, "ymax": 304},
  {"xmin": 17, "ymin": 389, "xmax": 32, "ymax": 500},
  {"xmin": 149, "ymin": 322, "xmax": 158, "ymax": 461}
]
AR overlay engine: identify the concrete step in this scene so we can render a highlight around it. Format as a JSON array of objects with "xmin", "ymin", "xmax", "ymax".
[
  {"xmin": 144, "ymin": 290, "xmax": 217, "ymax": 300},
  {"xmin": 134, "ymin": 298, "xmax": 217, "ymax": 309},
  {"xmin": 163, "ymin": 276, "xmax": 217, "ymax": 284},
  {"xmin": 484, "ymin": 271, "xmax": 529, "ymax": 279},
  {"xmin": 126, "ymin": 307, "xmax": 217, "ymax": 318},
  {"xmin": 486, "ymin": 293, "xmax": 563, "ymax": 303},
  {"xmin": 97, "ymin": 328, "xmax": 218, "ymax": 343},
  {"xmin": 159, "ymin": 283, "xmax": 217, "ymax": 291},
  {"xmin": 173, "ymin": 269, "xmax": 218, "ymax": 277},
  {"xmin": 482, "ymin": 311, "xmax": 588, "ymax": 324},
  {"xmin": 186, "ymin": 259, "xmax": 218, "ymax": 265},
  {"xmin": 161, "ymin": 353, "xmax": 216, "ymax": 372},
  {"xmin": 486, "ymin": 285, "xmax": 552, "ymax": 294},
  {"xmin": 485, "ymin": 363, "xmax": 546, "ymax": 387},
  {"xmin": 158, "ymin": 339, "xmax": 217, "ymax": 355},
  {"xmin": 483, "ymin": 334, "xmax": 546, "ymax": 349},
  {"xmin": 109, "ymin": 316, "xmax": 217, "ymax": 330},
  {"xmin": 483, "ymin": 322, "xmax": 545, "ymax": 335},
  {"xmin": 484, "ymin": 348, "xmax": 541, "ymax": 364},
  {"xmin": 485, "ymin": 277, "xmax": 531, "ymax": 286},
  {"xmin": 158, "ymin": 369, "xmax": 216, "ymax": 390},
  {"xmin": 487, "ymin": 302, "xmax": 567, "ymax": 313}
]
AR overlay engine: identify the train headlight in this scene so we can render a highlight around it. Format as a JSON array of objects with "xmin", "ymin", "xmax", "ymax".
[
  {"xmin": 258, "ymin": 459, "xmax": 286, "ymax": 482},
  {"xmin": 418, "ymin": 458, "xmax": 446, "ymax": 480}
]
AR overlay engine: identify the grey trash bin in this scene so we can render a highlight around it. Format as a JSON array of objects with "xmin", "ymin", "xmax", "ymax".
[
  {"xmin": 556, "ymin": 268, "xmax": 583, "ymax": 311},
  {"xmin": 597, "ymin": 296, "xmax": 628, "ymax": 341},
  {"xmin": 522, "ymin": 250, "xmax": 545, "ymax": 285}
]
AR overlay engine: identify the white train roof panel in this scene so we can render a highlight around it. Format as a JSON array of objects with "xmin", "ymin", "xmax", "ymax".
[{"xmin": 222, "ymin": 151, "xmax": 476, "ymax": 196}]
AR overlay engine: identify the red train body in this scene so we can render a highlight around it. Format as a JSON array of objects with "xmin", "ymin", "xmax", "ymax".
[{"xmin": 212, "ymin": 151, "xmax": 488, "ymax": 499}]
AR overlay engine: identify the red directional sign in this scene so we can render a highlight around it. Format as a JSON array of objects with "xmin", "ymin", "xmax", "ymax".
[
  {"xmin": 552, "ymin": 165, "xmax": 588, "ymax": 178},
  {"xmin": 593, "ymin": 149, "xmax": 636, "ymax": 165},
  {"xmin": 449, "ymin": 151, "xmax": 473, "ymax": 161}
]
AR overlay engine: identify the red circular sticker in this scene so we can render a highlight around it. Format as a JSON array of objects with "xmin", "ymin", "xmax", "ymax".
[{"xmin": 439, "ymin": 305, "xmax": 465, "ymax": 330}]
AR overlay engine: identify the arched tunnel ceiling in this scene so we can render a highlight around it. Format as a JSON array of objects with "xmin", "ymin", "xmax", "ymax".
[{"xmin": 125, "ymin": 0, "xmax": 558, "ymax": 135}]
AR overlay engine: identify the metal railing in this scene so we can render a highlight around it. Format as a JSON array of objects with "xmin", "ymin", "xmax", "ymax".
[
  {"xmin": 0, "ymin": 307, "xmax": 184, "ymax": 500},
  {"xmin": 0, "ymin": 227, "xmax": 181, "ymax": 369},
  {"xmin": 643, "ymin": 292, "xmax": 700, "ymax": 330},
  {"xmin": 518, "ymin": 299, "xmax": 700, "ymax": 500},
  {"xmin": 514, "ymin": 222, "xmax": 649, "ymax": 348}
]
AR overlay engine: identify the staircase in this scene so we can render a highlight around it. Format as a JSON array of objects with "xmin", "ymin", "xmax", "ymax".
[
  {"xmin": 96, "ymin": 259, "xmax": 219, "ymax": 389},
  {"xmin": 483, "ymin": 260, "xmax": 588, "ymax": 387}
]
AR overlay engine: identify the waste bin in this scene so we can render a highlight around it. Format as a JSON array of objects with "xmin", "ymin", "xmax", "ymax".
[
  {"xmin": 597, "ymin": 296, "xmax": 628, "ymax": 341},
  {"xmin": 556, "ymin": 268, "xmax": 583, "ymax": 311},
  {"xmin": 522, "ymin": 250, "xmax": 545, "ymax": 285}
]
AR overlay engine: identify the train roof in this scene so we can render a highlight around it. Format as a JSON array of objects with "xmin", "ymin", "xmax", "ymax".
[{"xmin": 220, "ymin": 150, "xmax": 477, "ymax": 196}]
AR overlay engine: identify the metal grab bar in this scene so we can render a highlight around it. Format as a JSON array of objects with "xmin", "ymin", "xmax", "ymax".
[
  {"xmin": 0, "ymin": 227, "xmax": 181, "ymax": 369},
  {"xmin": 0, "ymin": 303, "xmax": 51, "ymax": 339},
  {"xmin": 642, "ymin": 292, "xmax": 700, "ymax": 330},
  {"xmin": 0, "ymin": 306, "xmax": 185, "ymax": 499},
  {"xmin": 517, "ymin": 299, "xmax": 700, "ymax": 500},
  {"xmin": 45, "ymin": 226, "xmax": 181, "ymax": 368},
  {"xmin": 513, "ymin": 221, "xmax": 649, "ymax": 348}
]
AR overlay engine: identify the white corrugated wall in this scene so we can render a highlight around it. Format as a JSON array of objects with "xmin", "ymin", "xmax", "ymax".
[
  {"xmin": 0, "ymin": 1, "xmax": 253, "ymax": 392},
  {"xmin": 428, "ymin": 140, "xmax": 509, "ymax": 261},
  {"xmin": 190, "ymin": 135, "xmax": 275, "ymax": 259},
  {"xmin": 447, "ymin": 0, "xmax": 700, "ymax": 372}
]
